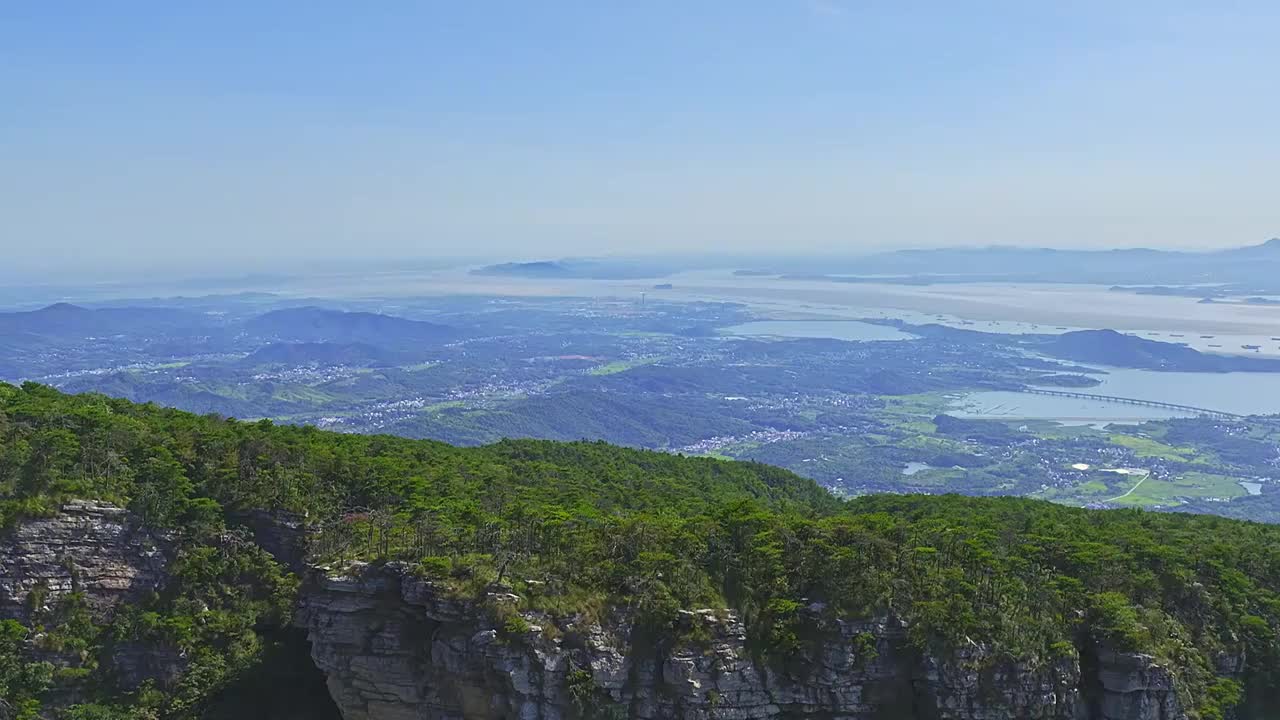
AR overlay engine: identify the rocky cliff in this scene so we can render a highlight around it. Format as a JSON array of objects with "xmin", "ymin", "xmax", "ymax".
[
  {"xmin": 297, "ymin": 563, "xmax": 1188, "ymax": 720},
  {"xmin": 0, "ymin": 500, "xmax": 180, "ymax": 703},
  {"xmin": 0, "ymin": 500, "xmax": 170, "ymax": 627},
  {"xmin": 0, "ymin": 506, "xmax": 1215, "ymax": 720}
]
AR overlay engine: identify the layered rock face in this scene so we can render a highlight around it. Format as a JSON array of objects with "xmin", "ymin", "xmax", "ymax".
[
  {"xmin": 0, "ymin": 500, "xmax": 178, "ymax": 704},
  {"xmin": 0, "ymin": 499, "xmax": 169, "ymax": 625},
  {"xmin": 297, "ymin": 563, "xmax": 1186, "ymax": 720},
  {"xmin": 1093, "ymin": 650, "xmax": 1181, "ymax": 720}
]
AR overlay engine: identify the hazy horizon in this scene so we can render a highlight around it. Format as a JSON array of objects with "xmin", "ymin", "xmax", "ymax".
[{"xmin": 4, "ymin": 2, "xmax": 1279, "ymax": 280}]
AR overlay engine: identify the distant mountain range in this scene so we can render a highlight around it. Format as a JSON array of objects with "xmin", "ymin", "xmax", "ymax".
[
  {"xmin": 472, "ymin": 239, "xmax": 1280, "ymax": 288},
  {"xmin": 0, "ymin": 302, "xmax": 211, "ymax": 337},
  {"xmin": 852, "ymin": 238, "xmax": 1278, "ymax": 274},
  {"xmin": 776, "ymin": 238, "xmax": 1280, "ymax": 287}
]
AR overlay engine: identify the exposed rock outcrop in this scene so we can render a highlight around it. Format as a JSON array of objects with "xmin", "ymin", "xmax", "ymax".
[
  {"xmin": 1094, "ymin": 649, "xmax": 1180, "ymax": 720},
  {"xmin": 0, "ymin": 500, "xmax": 178, "ymax": 705},
  {"xmin": 0, "ymin": 500, "xmax": 169, "ymax": 625},
  {"xmin": 0, "ymin": 509, "xmax": 1209, "ymax": 720},
  {"xmin": 297, "ymin": 563, "xmax": 1189, "ymax": 720}
]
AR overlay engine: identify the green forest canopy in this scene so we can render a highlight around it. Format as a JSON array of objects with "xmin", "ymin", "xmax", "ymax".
[{"xmin": 1, "ymin": 381, "xmax": 1279, "ymax": 719}]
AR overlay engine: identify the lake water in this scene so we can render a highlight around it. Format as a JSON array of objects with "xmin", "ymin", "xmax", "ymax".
[
  {"xmin": 954, "ymin": 367, "xmax": 1280, "ymax": 424},
  {"xmin": 902, "ymin": 461, "xmax": 934, "ymax": 476},
  {"xmin": 1240, "ymin": 482, "xmax": 1263, "ymax": 496},
  {"xmin": 1088, "ymin": 369, "xmax": 1280, "ymax": 417},
  {"xmin": 722, "ymin": 320, "xmax": 916, "ymax": 342},
  {"xmin": 951, "ymin": 391, "xmax": 1184, "ymax": 426}
]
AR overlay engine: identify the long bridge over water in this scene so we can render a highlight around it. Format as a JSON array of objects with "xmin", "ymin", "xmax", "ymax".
[{"xmin": 1021, "ymin": 388, "xmax": 1243, "ymax": 420}]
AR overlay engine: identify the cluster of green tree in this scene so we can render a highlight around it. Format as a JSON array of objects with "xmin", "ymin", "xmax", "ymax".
[
  {"xmin": 1029, "ymin": 373, "xmax": 1102, "ymax": 388},
  {"xmin": 1162, "ymin": 418, "xmax": 1280, "ymax": 469},
  {"xmin": 2, "ymin": 382, "xmax": 1279, "ymax": 719}
]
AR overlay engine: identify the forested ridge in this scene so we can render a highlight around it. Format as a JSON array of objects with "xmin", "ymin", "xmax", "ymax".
[{"xmin": 2, "ymin": 382, "xmax": 1280, "ymax": 718}]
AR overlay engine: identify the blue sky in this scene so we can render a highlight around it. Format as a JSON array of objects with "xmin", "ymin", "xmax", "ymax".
[{"xmin": 3, "ymin": 1, "xmax": 1279, "ymax": 277}]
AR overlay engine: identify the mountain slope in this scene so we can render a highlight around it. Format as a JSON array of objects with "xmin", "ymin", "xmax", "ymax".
[{"xmin": 1, "ymin": 384, "xmax": 1278, "ymax": 718}]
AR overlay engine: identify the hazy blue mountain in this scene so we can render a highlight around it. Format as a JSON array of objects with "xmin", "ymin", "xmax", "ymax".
[
  {"xmin": 781, "ymin": 238, "xmax": 1280, "ymax": 286},
  {"xmin": 242, "ymin": 307, "xmax": 458, "ymax": 348},
  {"xmin": 0, "ymin": 303, "xmax": 215, "ymax": 338},
  {"xmin": 466, "ymin": 240, "xmax": 1280, "ymax": 288}
]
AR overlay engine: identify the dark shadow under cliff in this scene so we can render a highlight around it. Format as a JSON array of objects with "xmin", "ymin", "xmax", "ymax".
[{"xmin": 200, "ymin": 627, "xmax": 341, "ymax": 720}]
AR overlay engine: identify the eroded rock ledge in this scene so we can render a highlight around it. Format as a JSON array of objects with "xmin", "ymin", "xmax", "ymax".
[{"xmin": 297, "ymin": 562, "xmax": 1185, "ymax": 720}]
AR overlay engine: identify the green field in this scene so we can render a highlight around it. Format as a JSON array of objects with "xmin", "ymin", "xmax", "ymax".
[
  {"xmin": 881, "ymin": 392, "xmax": 953, "ymax": 417},
  {"xmin": 588, "ymin": 357, "xmax": 660, "ymax": 376},
  {"xmin": 1110, "ymin": 471, "xmax": 1245, "ymax": 507},
  {"xmin": 1108, "ymin": 434, "xmax": 1198, "ymax": 461},
  {"xmin": 1079, "ymin": 479, "xmax": 1109, "ymax": 494}
]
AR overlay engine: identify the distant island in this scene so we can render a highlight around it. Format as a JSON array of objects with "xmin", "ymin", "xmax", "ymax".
[
  {"xmin": 471, "ymin": 259, "xmax": 676, "ymax": 280},
  {"xmin": 1035, "ymin": 329, "xmax": 1280, "ymax": 372},
  {"xmin": 877, "ymin": 320, "xmax": 1280, "ymax": 373}
]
